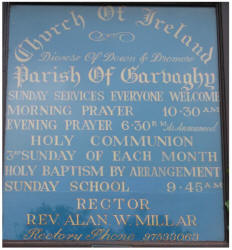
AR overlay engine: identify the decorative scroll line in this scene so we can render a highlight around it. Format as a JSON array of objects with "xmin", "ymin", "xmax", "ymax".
[{"xmin": 89, "ymin": 31, "xmax": 135, "ymax": 43}]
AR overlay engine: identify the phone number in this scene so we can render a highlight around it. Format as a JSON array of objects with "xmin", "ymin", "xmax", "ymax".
[{"xmin": 143, "ymin": 232, "xmax": 199, "ymax": 241}]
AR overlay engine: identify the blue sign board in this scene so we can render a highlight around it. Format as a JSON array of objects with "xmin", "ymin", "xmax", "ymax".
[{"xmin": 3, "ymin": 4, "xmax": 226, "ymax": 245}]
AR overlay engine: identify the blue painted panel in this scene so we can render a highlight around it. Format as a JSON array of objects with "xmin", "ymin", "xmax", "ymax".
[{"xmin": 3, "ymin": 5, "xmax": 224, "ymax": 242}]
